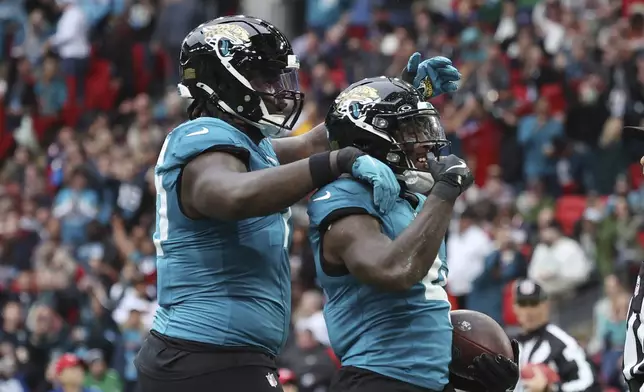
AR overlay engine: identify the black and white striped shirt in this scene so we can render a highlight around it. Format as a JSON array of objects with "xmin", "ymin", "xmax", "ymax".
[
  {"xmin": 517, "ymin": 323, "xmax": 601, "ymax": 392},
  {"xmin": 624, "ymin": 261, "xmax": 644, "ymax": 392}
]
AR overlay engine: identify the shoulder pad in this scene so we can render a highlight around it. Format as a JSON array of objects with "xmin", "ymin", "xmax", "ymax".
[
  {"xmin": 308, "ymin": 178, "xmax": 378, "ymax": 227},
  {"xmin": 160, "ymin": 118, "xmax": 253, "ymax": 172}
]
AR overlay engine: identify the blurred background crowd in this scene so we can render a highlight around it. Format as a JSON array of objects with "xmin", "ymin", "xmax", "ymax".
[{"xmin": 0, "ymin": 0, "xmax": 643, "ymax": 391}]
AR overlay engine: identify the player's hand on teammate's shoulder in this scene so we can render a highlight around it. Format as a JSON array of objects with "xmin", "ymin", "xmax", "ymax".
[
  {"xmin": 426, "ymin": 154, "xmax": 474, "ymax": 199},
  {"xmin": 468, "ymin": 339, "xmax": 520, "ymax": 392},
  {"xmin": 402, "ymin": 52, "xmax": 461, "ymax": 99},
  {"xmin": 334, "ymin": 146, "xmax": 400, "ymax": 214}
]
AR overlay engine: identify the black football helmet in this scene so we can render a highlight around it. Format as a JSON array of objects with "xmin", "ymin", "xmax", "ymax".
[
  {"xmin": 178, "ymin": 16, "xmax": 304, "ymax": 137},
  {"xmin": 326, "ymin": 77, "xmax": 450, "ymax": 179}
]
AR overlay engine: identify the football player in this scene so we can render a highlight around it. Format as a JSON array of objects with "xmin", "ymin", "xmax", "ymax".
[
  {"xmin": 308, "ymin": 77, "xmax": 519, "ymax": 392},
  {"xmin": 134, "ymin": 15, "xmax": 461, "ymax": 392}
]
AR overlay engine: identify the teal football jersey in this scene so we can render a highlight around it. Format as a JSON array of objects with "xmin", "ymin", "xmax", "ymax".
[
  {"xmin": 152, "ymin": 117, "xmax": 291, "ymax": 356},
  {"xmin": 307, "ymin": 178, "xmax": 451, "ymax": 390}
]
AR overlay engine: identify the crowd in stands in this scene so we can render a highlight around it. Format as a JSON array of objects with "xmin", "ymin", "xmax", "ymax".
[{"xmin": 0, "ymin": 0, "xmax": 643, "ymax": 391}]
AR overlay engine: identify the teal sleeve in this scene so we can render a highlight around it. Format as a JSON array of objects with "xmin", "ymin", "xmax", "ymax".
[
  {"xmin": 171, "ymin": 118, "xmax": 252, "ymax": 163},
  {"xmin": 307, "ymin": 178, "xmax": 380, "ymax": 230}
]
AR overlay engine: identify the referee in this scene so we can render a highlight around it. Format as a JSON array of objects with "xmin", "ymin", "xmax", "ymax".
[
  {"xmin": 621, "ymin": 139, "xmax": 644, "ymax": 391},
  {"xmin": 513, "ymin": 279, "xmax": 600, "ymax": 392},
  {"xmin": 623, "ymin": 155, "xmax": 644, "ymax": 391},
  {"xmin": 624, "ymin": 259, "xmax": 644, "ymax": 391}
]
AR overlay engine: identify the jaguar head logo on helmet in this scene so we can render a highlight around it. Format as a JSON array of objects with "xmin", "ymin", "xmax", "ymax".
[
  {"xmin": 177, "ymin": 16, "xmax": 303, "ymax": 137},
  {"xmin": 335, "ymin": 85, "xmax": 381, "ymax": 120},
  {"xmin": 326, "ymin": 77, "xmax": 450, "ymax": 194}
]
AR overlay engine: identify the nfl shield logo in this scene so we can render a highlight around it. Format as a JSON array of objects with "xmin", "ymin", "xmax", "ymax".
[{"xmin": 266, "ymin": 372, "xmax": 278, "ymax": 388}]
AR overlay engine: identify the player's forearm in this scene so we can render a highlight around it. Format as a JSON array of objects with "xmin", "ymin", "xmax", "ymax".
[
  {"xmin": 204, "ymin": 154, "xmax": 341, "ymax": 221},
  {"xmin": 272, "ymin": 123, "xmax": 329, "ymax": 164},
  {"xmin": 372, "ymin": 190, "xmax": 455, "ymax": 290}
]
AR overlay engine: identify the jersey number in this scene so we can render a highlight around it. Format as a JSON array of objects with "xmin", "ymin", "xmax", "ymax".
[
  {"xmin": 421, "ymin": 257, "xmax": 448, "ymax": 302},
  {"xmin": 153, "ymin": 137, "xmax": 171, "ymax": 257}
]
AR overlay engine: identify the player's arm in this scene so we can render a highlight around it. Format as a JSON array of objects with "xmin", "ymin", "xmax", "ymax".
[
  {"xmin": 270, "ymin": 123, "xmax": 329, "ymax": 164},
  {"xmin": 320, "ymin": 155, "xmax": 472, "ymax": 291},
  {"xmin": 181, "ymin": 146, "xmax": 397, "ymax": 221},
  {"xmin": 322, "ymin": 191, "xmax": 454, "ymax": 291}
]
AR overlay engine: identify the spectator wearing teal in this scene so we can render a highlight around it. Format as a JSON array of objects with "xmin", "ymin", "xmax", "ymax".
[
  {"xmin": 588, "ymin": 274, "xmax": 629, "ymax": 388},
  {"xmin": 518, "ymin": 97, "xmax": 563, "ymax": 185},
  {"xmin": 0, "ymin": 0, "xmax": 27, "ymax": 62},
  {"xmin": 305, "ymin": 0, "xmax": 351, "ymax": 37},
  {"xmin": 11, "ymin": 8, "xmax": 53, "ymax": 66},
  {"xmin": 52, "ymin": 168, "xmax": 99, "ymax": 247},
  {"xmin": 468, "ymin": 227, "xmax": 527, "ymax": 325},
  {"xmin": 35, "ymin": 55, "xmax": 67, "ymax": 117}
]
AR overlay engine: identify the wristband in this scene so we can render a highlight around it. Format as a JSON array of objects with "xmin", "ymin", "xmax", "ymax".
[
  {"xmin": 336, "ymin": 147, "xmax": 365, "ymax": 174},
  {"xmin": 309, "ymin": 152, "xmax": 336, "ymax": 189},
  {"xmin": 431, "ymin": 181, "xmax": 461, "ymax": 202}
]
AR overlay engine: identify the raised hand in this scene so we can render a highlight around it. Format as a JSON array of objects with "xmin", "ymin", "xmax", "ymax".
[{"xmin": 402, "ymin": 52, "xmax": 461, "ymax": 99}]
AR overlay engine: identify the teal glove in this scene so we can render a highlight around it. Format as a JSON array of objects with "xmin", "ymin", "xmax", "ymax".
[
  {"xmin": 402, "ymin": 52, "xmax": 461, "ymax": 99},
  {"xmin": 352, "ymin": 155, "xmax": 400, "ymax": 214}
]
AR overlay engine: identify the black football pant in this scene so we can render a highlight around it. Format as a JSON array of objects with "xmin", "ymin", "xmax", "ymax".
[
  {"xmin": 331, "ymin": 366, "xmax": 455, "ymax": 392},
  {"xmin": 135, "ymin": 331, "xmax": 283, "ymax": 392}
]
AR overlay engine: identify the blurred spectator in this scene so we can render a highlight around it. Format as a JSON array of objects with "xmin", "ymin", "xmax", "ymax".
[
  {"xmin": 5, "ymin": 57, "xmax": 36, "ymax": 132},
  {"xmin": 35, "ymin": 55, "xmax": 67, "ymax": 118},
  {"xmin": 468, "ymin": 226, "xmax": 527, "ymax": 325},
  {"xmin": 0, "ymin": 0, "xmax": 27, "ymax": 63},
  {"xmin": 11, "ymin": 9, "xmax": 53, "ymax": 66},
  {"xmin": 83, "ymin": 349, "xmax": 121, "ymax": 392},
  {"xmin": 0, "ymin": 301, "xmax": 27, "ymax": 348},
  {"xmin": 280, "ymin": 319, "xmax": 336, "ymax": 392},
  {"xmin": 0, "ymin": 351, "xmax": 27, "ymax": 392},
  {"xmin": 599, "ymin": 196, "xmax": 644, "ymax": 273},
  {"xmin": 52, "ymin": 168, "xmax": 99, "ymax": 247},
  {"xmin": 574, "ymin": 208, "xmax": 603, "ymax": 273},
  {"xmin": 447, "ymin": 207, "xmax": 494, "ymax": 309},
  {"xmin": 279, "ymin": 368, "xmax": 299, "ymax": 392},
  {"xmin": 517, "ymin": 97, "xmax": 563, "ymax": 188},
  {"xmin": 588, "ymin": 274, "xmax": 630, "ymax": 388},
  {"xmin": 113, "ymin": 306, "xmax": 144, "ymax": 392},
  {"xmin": 46, "ymin": 0, "xmax": 90, "ymax": 101},
  {"xmin": 515, "ymin": 180, "xmax": 555, "ymax": 225},
  {"xmin": 305, "ymin": 0, "xmax": 350, "ymax": 37},
  {"xmin": 151, "ymin": 0, "xmax": 202, "ymax": 85},
  {"xmin": 24, "ymin": 304, "xmax": 64, "ymax": 391},
  {"xmin": 50, "ymin": 353, "xmax": 96, "ymax": 392},
  {"xmin": 529, "ymin": 220, "xmax": 593, "ymax": 297}
]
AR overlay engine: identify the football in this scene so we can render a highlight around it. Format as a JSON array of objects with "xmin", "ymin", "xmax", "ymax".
[{"xmin": 449, "ymin": 309, "xmax": 514, "ymax": 379}]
